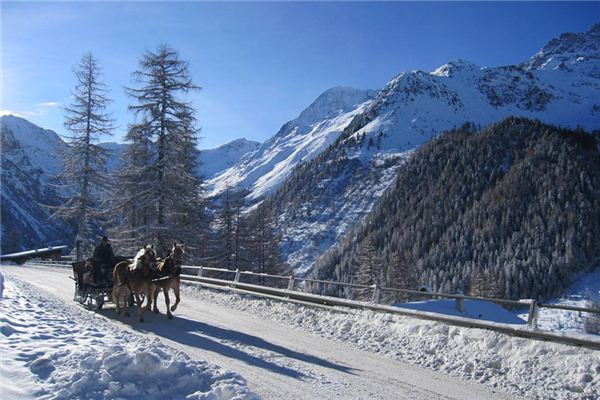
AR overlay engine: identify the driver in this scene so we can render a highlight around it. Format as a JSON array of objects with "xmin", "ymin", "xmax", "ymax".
[{"xmin": 92, "ymin": 236, "xmax": 115, "ymax": 284}]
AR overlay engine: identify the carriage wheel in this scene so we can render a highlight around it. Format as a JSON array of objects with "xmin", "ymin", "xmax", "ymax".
[
  {"xmin": 95, "ymin": 295, "xmax": 104, "ymax": 310},
  {"xmin": 128, "ymin": 292, "xmax": 145, "ymax": 307}
]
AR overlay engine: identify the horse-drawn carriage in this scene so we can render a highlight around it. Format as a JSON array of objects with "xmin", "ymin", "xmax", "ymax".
[
  {"xmin": 71, "ymin": 243, "xmax": 184, "ymax": 322},
  {"xmin": 71, "ymin": 256, "xmax": 132, "ymax": 310}
]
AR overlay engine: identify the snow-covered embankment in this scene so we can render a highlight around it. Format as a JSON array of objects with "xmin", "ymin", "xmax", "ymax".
[
  {"xmin": 0, "ymin": 274, "xmax": 258, "ymax": 400},
  {"xmin": 185, "ymin": 284, "xmax": 600, "ymax": 400}
]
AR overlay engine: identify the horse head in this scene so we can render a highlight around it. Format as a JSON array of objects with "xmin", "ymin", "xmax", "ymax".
[
  {"xmin": 131, "ymin": 245, "xmax": 157, "ymax": 276},
  {"xmin": 170, "ymin": 242, "xmax": 184, "ymax": 274},
  {"xmin": 142, "ymin": 245, "xmax": 157, "ymax": 270},
  {"xmin": 160, "ymin": 242, "xmax": 184, "ymax": 276}
]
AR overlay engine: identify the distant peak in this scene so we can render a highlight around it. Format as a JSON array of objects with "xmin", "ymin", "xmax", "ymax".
[
  {"xmin": 227, "ymin": 138, "xmax": 257, "ymax": 145},
  {"xmin": 319, "ymin": 86, "xmax": 364, "ymax": 97},
  {"xmin": 1, "ymin": 114, "xmax": 26, "ymax": 123},
  {"xmin": 431, "ymin": 59, "xmax": 480, "ymax": 77},
  {"xmin": 1, "ymin": 114, "xmax": 50, "ymax": 133},
  {"xmin": 213, "ymin": 138, "xmax": 261, "ymax": 151},
  {"xmin": 527, "ymin": 22, "xmax": 600, "ymax": 70},
  {"xmin": 294, "ymin": 86, "xmax": 374, "ymax": 126}
]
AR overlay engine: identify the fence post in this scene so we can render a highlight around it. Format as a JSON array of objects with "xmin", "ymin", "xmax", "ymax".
[
  {"xmin": 455, "ymin": 290, "xmax": 465, "ymax": 313},
  {"xmin": 372, "ymin": 284, "xmax": 381, "ymax": 304},
  {"xmin": 527, "ymin": 300, "xmax": 538, "ymax": 328},
  {"xmin": 287, "ymin": 275, "xmax": 295, "ymax": 291},
  {"xmin": 197, "ymin": 266, "xmax": 203, "ymax": 277},
  {"xmin": 234, "ymin": 269, "xmax": 240, "ymax": 283}
]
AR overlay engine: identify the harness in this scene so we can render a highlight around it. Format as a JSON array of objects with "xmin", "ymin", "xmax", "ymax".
[{"xmin": 151, "ymin": 254, "xmax": 182, "ymax": 282}]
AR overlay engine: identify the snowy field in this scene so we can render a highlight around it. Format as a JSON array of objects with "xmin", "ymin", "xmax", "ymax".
[
  {"xmin": 394, "ymin": 299, "xmax": 527, "ymax": 325},
  {"xmin": 516, "ymin": 266, "xmax": 600, "ymax": 333},
  {"xmin": 0, "ymin": 273, "xmax": 258, "ymax": 400},
  {"xmin": 184, "ymin": 284, "xmax": 600, "ymax": 400}
]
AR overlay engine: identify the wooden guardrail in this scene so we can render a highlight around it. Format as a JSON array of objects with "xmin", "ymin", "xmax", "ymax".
[{"xmin": 22, "ymin": 260, "xmax": 600, "ymax": 350}]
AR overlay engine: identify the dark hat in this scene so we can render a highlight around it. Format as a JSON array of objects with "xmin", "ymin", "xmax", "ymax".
[{"xmin": 101, "ymin": 236, "xmax": 109, "ymax": 242}]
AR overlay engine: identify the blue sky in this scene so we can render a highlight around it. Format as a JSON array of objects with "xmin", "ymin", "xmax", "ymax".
[{"xmin": 2, "ymin": 2, "xmax": 599, "ymax": 149}]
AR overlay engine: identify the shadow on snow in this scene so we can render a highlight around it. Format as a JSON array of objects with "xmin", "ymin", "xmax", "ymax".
[{"xmin": 97, "ymin": 308, "xmax": 357, "ymax": 380}]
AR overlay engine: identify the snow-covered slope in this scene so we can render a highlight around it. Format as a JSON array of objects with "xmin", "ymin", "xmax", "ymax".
[
  {"xmin": 257, "ymin": 23, "xmax": 600, "ymax": 273},
  {"xmin": 100, "ymin": 139, "xmax": 259, "ymax": 179},
  {"xmin": 516, "ymin": 265, "xmax": 600, "ymax": 334},
  {"xmin": 0, "ymin": 115, "xmax": 65, "ymax": 179},
  {"xmin": 197, "ymin": 138, "xmax": 260, "ymax": 179},
  {"xmin": 0, "ymin": 115, "xmax": 73, "ymax": 253},
  {"xmin": 207, "ymin": 87, "xmax": 375, "ymax": 200}
]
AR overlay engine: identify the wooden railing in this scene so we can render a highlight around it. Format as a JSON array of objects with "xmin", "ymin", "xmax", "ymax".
[{"xmin": 21, "ymin": 260, "xmax": 600, "ymax": 350}]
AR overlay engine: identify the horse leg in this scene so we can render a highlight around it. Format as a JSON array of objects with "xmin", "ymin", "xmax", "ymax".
[
  {"xmin": 161, "ymin": 287, "xmax": 172, "ymax": 319},
  {"xmin": 170, "ymin": 280, "xmax": 180, "ymax": 312},
  {"xmin": 145, "ymin": 283, "xmax": 153, "ymax": 312},
  {"xmin": 153, "ymin": 284, "xmax": 160, "ymax": 313},
  {"xmin": 123, "ymin": 289, "xmax": 130, "ymax": 317},
  {"xmin": 112, "ymin": 286, "xmax": 120, "ymax": 315},
  {"xmin": 134, "ymin": 291, "xmax": 144, "ymax": 322}
]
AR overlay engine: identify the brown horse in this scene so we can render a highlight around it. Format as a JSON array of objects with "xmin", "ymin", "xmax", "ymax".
[
  {"xmin": 112, "ymin": 245, "xmax": 157, "ymax": 322},
  {"xmin": 152, "ymin": 242, "xmax": 184, "ymax": 319},
  {"xmin": 112, "ymin": 260, "xmax": 132, "ymax": 316}
]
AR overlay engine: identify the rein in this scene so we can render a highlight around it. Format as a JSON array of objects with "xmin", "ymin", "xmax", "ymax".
[{"xmin": 154, "ymin": 254, "xmax": 182, "ymax": 280}]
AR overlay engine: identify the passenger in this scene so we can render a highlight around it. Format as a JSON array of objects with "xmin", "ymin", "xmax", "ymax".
[
  {"xmin": 92, "ymin": 236, "xmax": 115, "ymax": 284},
  {"xmin": 82, "ymin": 259, "xmax": 95, "ymax": 286}
]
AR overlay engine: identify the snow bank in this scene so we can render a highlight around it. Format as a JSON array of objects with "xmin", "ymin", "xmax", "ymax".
[
  {"xmin": 184, "ymin": 284, "xmax": 600, "ymax": 400},
  {"xmin": 394, "ymin": 299, "xmax": 527, "ymax": 325},
  {"xmin": 0, "ymin": 276, "xmax": 258, "ymax": 400},
  {"xmin": 516, "ymin": 266, "xmax": 600, "ymax": 333}
]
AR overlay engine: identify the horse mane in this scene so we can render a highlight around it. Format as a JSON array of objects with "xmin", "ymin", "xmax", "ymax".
[
  {"xmin": 158, "ymin": 243, "xmax": 184, "ymax": 275},
  {"xmin": 131, "ymin": 246, "xmax": 150, "ymax": 271}
]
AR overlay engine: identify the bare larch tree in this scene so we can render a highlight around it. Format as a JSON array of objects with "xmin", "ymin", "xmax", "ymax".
[
  {"xmin": 111, "ymin": 45, "xmax": 203, "ymax": 257},
  {"xmin": 52, "ymin": 53, "xmax": 113, "ymax": 255}
]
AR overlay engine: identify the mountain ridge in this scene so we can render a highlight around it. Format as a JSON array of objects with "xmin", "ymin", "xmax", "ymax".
[
  {"xmin": 244, "ymin": 22, "xmax": 600, "ymax": 273},
  {"xmin": 311, "ymin": 118, "xmax": 600, "ymax": 301}
]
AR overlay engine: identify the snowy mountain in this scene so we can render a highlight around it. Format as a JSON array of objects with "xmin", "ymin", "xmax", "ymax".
[
  {"xmin": 250, "ymin": 23, "xmax": 600, "ymax": 273},
  {"xmin": 0, "ymin": 115, "xmax": 66, "ymax": 178},
  {"xmin": 197, "ymin": 138, "xmax": 260, "ymax": 179},
  {"xmin": 0, "ymin": 115, "xmax": 73, "ymax": 253},
  {"xmin": 207, "ymin": 86, "xmax": 376, "ymax": 200},
  {"xmin": 99, "ymin": 139, "xmax": 259, "ymax": 179},
  {"xmin": 311, "ymin": 118, "xmax": 600, "ymax": 301}
]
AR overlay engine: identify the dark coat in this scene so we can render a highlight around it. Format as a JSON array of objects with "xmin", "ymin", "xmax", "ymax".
[{"xmin": 93, "ymin": 243, "xmax": 115, "ymax": 266}]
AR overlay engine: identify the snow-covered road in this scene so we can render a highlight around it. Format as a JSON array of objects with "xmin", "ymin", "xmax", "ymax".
[{"xmin": 1, "ymin": 264, "xmax": 516, "ymax": 400}]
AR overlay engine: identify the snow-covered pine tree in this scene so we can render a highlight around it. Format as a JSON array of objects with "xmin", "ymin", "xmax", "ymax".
[
  {"xmin": 353, "ymin": 234, "xmax": 384, "ymax": 300},
  {"xmin": 52, "ymin": 53, "xmax": 113, "ymax": 256},
  {"xmin": 245, "ymin": 204, "xmax": 287, "ymax": 284},
  {"xmin": 212, "ymin": 186, "xmax": 248, "ymax": 270},
  {"xmin": 111, "ymin": 45, "xmax": 203, "ymax": 257},
  {"xmin": 387, "ymin": 250, "xmax": 418, "ymax": 302}
]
